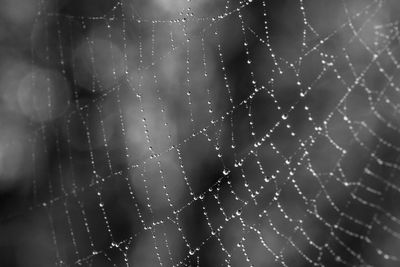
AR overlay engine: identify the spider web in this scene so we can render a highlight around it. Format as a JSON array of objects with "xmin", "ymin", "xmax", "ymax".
[{"xmin": 1, "ymin": 0, "xmax": 400, "ymax": 266}]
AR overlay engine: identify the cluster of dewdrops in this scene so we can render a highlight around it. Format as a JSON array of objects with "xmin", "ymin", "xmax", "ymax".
[{"xmin": 23, "ymin": 0, "xmax": 400, "ymax": 266}]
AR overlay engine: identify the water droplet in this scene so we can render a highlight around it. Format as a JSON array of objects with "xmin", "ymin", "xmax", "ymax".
[{"xmin": 223, "ymin": 168, "xmax": 230, "ymax": 175}]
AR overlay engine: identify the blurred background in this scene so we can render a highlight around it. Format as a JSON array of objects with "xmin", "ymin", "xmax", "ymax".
[{"xmin": 1, "ymin": 0, "xmax": 400, "ymax": 266}]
